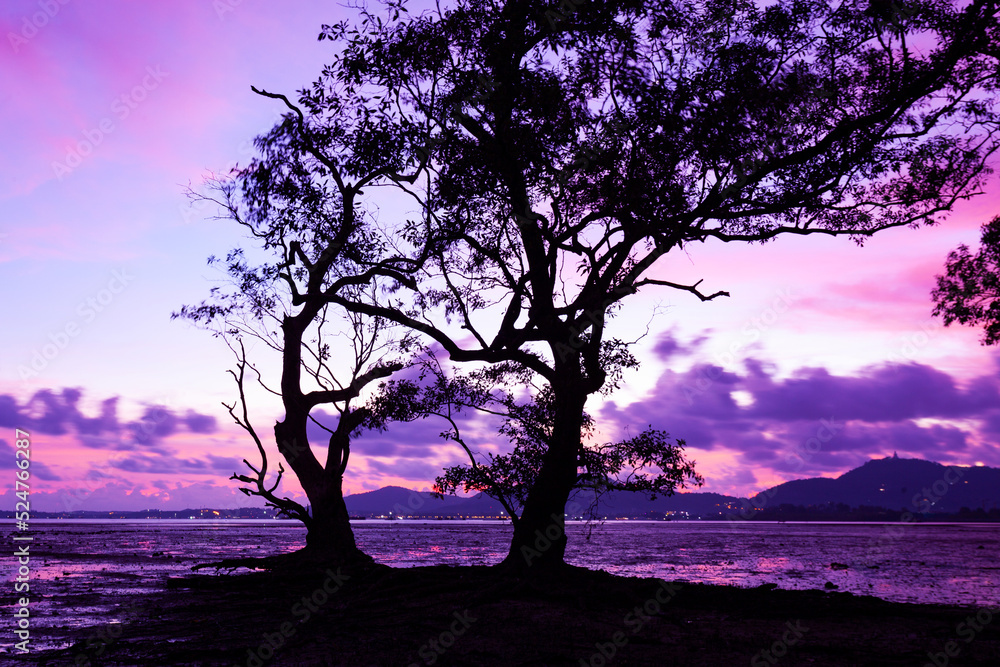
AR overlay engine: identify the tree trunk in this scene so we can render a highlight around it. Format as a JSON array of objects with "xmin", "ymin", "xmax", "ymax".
[
  {"xmin": 274, "ymin": 418, "xmax": 371, "ymax": 566},
  {"xmin": 502, "ymin": 375, "xmax": 588, "ymax": 573},
  {"xmin": 302, "ymin": 473, "xmax": 368, "ymax": 562}
]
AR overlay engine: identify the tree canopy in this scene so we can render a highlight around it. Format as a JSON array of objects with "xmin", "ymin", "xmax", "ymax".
[
  {"xmin": 313, "ymin": 0, "xmax": 1000, "ymax": 568},
  {"xmin": 186, "ymin": 0, "xmax": 1000, "ymax": 570},
  {"xmin": 933, "ymin": 215, "xmax": 1000, "ymax": 345}
]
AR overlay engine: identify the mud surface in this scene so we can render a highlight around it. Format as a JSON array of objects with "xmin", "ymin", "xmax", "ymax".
[{"xmin": 6, "ymin": 561, "xmax": 999, "ymax": 666}]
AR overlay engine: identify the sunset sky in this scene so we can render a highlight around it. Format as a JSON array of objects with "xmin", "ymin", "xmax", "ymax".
[{"xmin": 2, "ymin": 0, "xmax": 998, "ymax": 512}]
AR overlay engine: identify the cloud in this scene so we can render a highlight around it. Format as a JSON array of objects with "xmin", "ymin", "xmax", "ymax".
[
  {"xmin": 600, "ymin": 333, "xmax": 1000, "ymax": 483},
  {"xmin": 304, "ymin": 408, "xmax": 339, "ymax": 444},
  {"xmin": 651, "ymin": 329, "xmax": 709, "ymax": 361},
  {"xmin": 1, "ymin": 480, "xmax": 270, "ymax": 512},
  {"xmin": 184, "ymin": 410, "xmax": 217, "ymax": 433},
  {"xmin": 0, "ymin": 387, "xmax": 217, "ymax": 450},
  {"xmin": 102, "ymin": 451, "xmax": 243, "ymax": 476},
  {"xmin": 365, "ymin": 457, "xmax": 452, "ymax": 482},
  {"xmin": 652, "ymin": 331, "xmax": 686, "ymax": 361},
  {"xmin": 0, "ymin": 439, "xmax": 61, "ymax": 480},
  {"xmin": 743, "ymin": 363, "xmax": 1000, "ymax": 422}
]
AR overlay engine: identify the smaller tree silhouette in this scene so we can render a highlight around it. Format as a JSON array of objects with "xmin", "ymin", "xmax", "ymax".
[
  {"xmin": 174, "ymin": 158, "xmax": 415, "ymax": 565},
  {"xmin": 932, "ymin": 216, "xmax": 1000, "ymax": 345},
  {"xmin": 372, "ymin": 359, "xmax": 703, "ymax": 528}
]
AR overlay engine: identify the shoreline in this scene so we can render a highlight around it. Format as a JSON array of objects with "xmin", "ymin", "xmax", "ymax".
[
  {"xmin": 6, "ymin": 518, "xmax": 1000, "ymax": 524},
  {"xmin": 5, "ymin": 563, "xmax": 999, "ymax": 666}
]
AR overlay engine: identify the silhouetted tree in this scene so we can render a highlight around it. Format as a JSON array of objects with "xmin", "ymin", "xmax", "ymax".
[
  {"xmin": 436, "ymin": 399, "xmax": 704, "ymax": 534},
  {"xmin": 373, "ymin": 360, "xmax": 703, "ymax": 529},
  {"xmin": 173, "ymin": 98, "xmax": 422, "ymax": 564},
  {"xmin": 226, "ymin": 0, "xmax": 1000, "ymax": 571},
  {"xmin": 932, "ymin": 216, "xmax": 1000, "ymax": 344}
]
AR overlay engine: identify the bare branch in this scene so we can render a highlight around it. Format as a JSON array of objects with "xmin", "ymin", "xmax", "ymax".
[
  {"xmin": 223, "ymin": 339, "xmax": 311, "ymax": 525},
  {"xmin": 632, "ymin": 278, "xmax": 731, "ymax": 302}
]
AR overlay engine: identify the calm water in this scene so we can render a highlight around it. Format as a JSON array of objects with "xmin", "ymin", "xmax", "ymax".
[{"xmin": 2, "ymin": 520, "xmax": 998, "ymax": 652}]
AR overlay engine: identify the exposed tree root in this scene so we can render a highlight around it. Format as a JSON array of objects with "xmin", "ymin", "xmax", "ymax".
[{"xmin": 191, "ymin": 546, "xmax": 386, "ymax": 576}]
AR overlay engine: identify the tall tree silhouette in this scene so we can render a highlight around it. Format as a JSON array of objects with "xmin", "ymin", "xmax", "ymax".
[
  {"xmin": 933, "ymin": 216, "xmax": 1000, "ymax": 344},
  {"xmin": 214, "ymin": 0, "xmax": 1000, "ymax": 571}
]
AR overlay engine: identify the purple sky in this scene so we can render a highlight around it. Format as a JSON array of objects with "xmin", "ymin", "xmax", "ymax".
[{"xmin": 2, "ymin": 1, "xmax": 998, "ymax": 511}]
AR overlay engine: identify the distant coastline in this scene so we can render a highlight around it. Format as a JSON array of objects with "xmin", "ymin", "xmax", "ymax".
[
  {"xmin": 3, "ymin": 503, "xmax": 999, "ymax": 522},
  {"xmin": 12, "ymin": 455, "xmax": 1000, "ymax": 522}
]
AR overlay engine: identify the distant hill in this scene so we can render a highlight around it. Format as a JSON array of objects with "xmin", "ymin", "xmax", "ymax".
[
  {"xmin": 564, "ymin": 489, "xmax": 742, "ymax": 518},
  {"xmin": 344, "ymin": 486, "xmax": 477, "ymax": 515},
  {"xmin": 343, "ymin": 457, "xmax": 1000, "ymax": 519},
  {"xmin": 22, "ymin": 456, "xmax": 994, "ymax": 520},
  {"xmin": 341, "ymin": 484, "xmax": 746, "ymax": 518},
  {"xmin": 753, "ymin": 455, "xmax": 1000, "ymax": 514},
  {"xmin": 344, "ymin": 486, "xmax": 516, "ymax": 518}
]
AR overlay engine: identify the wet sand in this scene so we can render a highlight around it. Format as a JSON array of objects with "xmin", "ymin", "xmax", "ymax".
[{"xmin": 6, "ymin": 559, "xmax": 999, "ymax": 666}]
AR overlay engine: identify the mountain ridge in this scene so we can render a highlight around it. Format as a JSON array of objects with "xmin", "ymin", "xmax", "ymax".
[
  {"xmin": 343, "ymin": 456, "xmax": 1000, "ymax": 518},
  {"xmin": 17, "ymin": 456, "xmax": 996, "ymax": 518}
]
